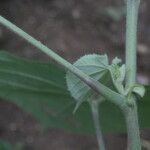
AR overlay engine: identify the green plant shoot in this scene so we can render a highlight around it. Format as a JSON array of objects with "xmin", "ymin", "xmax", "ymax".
[{"xmin": 0, "ymin": 0, "xmax": 146, "ymax": 149}]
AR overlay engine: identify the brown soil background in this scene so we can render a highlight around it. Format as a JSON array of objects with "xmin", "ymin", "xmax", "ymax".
[{"xmin": 0, "ymin": 0, "xmax": 150, "ymax": 149}]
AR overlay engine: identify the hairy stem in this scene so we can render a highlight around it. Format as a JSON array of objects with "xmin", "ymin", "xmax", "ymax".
[
  {"xmin": 125, "ymin": 0, "xmax": 141, "ymax": 149},
  {"xmin": 124, "ymin": 101, "xmax": 141, "ymax": 150},
  {"xmin": 91, "ymin": 100, "xmax": 106, "ymax": 150},
  {"xmin": 125, "ymin": 0, "xmax": 140, "ymax": 86}
]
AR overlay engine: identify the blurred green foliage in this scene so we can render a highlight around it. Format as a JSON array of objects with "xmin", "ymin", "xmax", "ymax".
[
  {"xmin": 0, "ymin": 140, "xmax": 23, "ymax": 150},
  {"xmin": 102, "ymin": 6, "xmax": 125, "ymax": 21}
]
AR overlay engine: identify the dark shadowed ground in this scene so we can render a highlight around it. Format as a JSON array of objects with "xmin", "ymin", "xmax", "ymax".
[{"xmin": 0, "ymin": 0, "xmax": 150, "ymax": 149}]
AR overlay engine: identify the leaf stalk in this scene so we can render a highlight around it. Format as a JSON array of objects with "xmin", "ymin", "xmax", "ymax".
[{"xmin": 91, "ymin": 100, "xmax": 106, "ymax": 150}]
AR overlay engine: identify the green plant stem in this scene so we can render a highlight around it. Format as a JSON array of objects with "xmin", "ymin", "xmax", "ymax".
[
  {"xmin": 0, "ymin": 16, "xmax": 103, "ymax": 96},
  {"xmin": 91, "ymin": 100, "xmax": 106, "ymax": 150},
  {"xmin": 125, "ymin": 0, "xmax": 141, "ymax": 149},
  {"xmin": 0, "ymin": 15, "xmax": 126, "ymax": 108},
  {"xmin": 123, "ymin": 101, "xmax": 141, "ymax": 150},
  {"xmin": 125, "ymin": 0, "xmax": 140, "ymax": 86}
]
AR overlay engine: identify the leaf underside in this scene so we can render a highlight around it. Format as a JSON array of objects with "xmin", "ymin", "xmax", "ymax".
[{"xmin": 0, "ymin": 51, "xmax": 149, "ymax": 135}]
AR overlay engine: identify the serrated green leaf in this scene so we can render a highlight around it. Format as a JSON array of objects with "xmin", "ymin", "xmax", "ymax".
[{"xmin": 66, "ymin": 54, "xmax": 111, "ymax": 107}]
